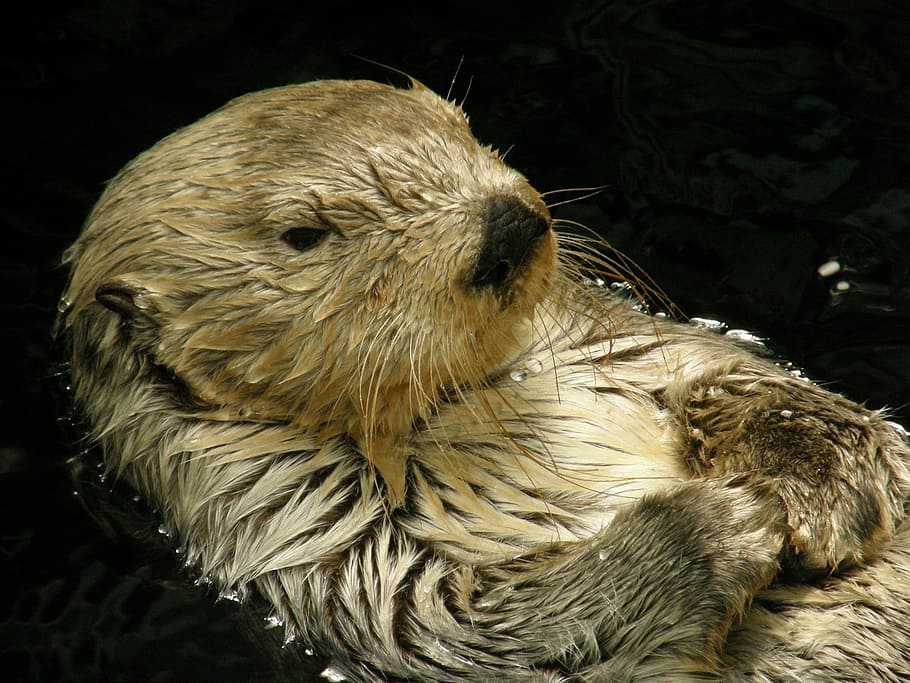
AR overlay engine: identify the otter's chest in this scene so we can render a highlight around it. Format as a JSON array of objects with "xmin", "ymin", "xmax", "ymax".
[{"xmin": 402, "ymin": 346, "xmax": 688, "ymax": 561}]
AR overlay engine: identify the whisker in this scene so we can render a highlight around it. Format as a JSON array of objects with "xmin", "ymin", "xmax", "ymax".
[
  {"xmin": 540, "ymin": 184, "xmax": 610, "ymax": 198},
  {"xmin": 546, "ymin": 187, "xmax": 607, "ymax": 209},
  {"xmin": 446, "ymin": 55, "xmax": 465, "ymax": 103},
  {"xmin": 459, "ymin": 75, "xmax": 474, "ymax": 109}
]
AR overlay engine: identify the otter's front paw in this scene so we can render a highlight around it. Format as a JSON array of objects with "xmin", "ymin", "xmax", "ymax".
[{"xmin": 680, "ymin": 376, "xmax": 910, "ymax": 573}]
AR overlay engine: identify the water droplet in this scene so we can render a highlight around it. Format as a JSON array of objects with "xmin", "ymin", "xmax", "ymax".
[
  {"xmin": 779, "ymin": 410, "xmax": 794, "ymax": 419},
  {"xmin": 57, "ymin": 297, "xmax": 72, "ymax": 313},
  {"xmin": 691, "ymin": 427, "xmax": 703, "ymax": 438},
  {"xmin": 510, "ymin": 368, "xmax": 528, "ymax": 382},
  {"xmin": 832, "ymin": 280, "xmax": 851, "ymax": 293},
  {"xmin": 157, "ymin": 524, "xmax": 173, "ymax": 538},
  {"xmin": 725, "ymin": 329, "xmax": 765, "ymax": 346},
  {"xmin": 598, "ymin": 549, "xmax": 608, "ymax": 560},
  {"xmin": 610, "ymin": 281, "xmax": 631, "ymax": 291},
  {"xmin": 525, "ymin": 358, "xmax": 543, "ymax": 374},
  {"xmin": 594, "ymin": 278, "xmax": 606, "ymax": 287},
  {"xmin": 787, "ymin": 368, "xmax": 810, "ymax": 382},
  {"xmin": 654, "ymin": 311, "xmax": 668, "ymax": 319},
  {"xmin": 862, "ymin": 415, "xmax": 870, "ymax": 423},
  {"xmin": 689, "ymin": 317, "xmax": 727, "ymax": 332},
  {"xmin": 174, "ymin": 547, "xmax": 183, "ymax": 556},
  {"xmin": 305, "ymin": 648, "xmax": 315, "ymax": 657},
  {"xmin": 63, "ymin": 384, "xmax": 73, "ymax": 393},
  {"xmin": 218, "ymin": 589, "xmax": 241, "ymax": 603},
  {"xmin": 264, "ymin": 614, "xmax": 284, "ymax": 629},
  {"xmin": 321, "ymin": 665, "xmax": 347, "ymax": 682},
  {"xmin": 817, "ymin": 260, "xmax": 841, "ymax": 277},
  {"xmin": 193, "ymin": 575, "xmax": 212, "ymax": 587},
  {"xmin": 886, "ymin": 421, "xmax": 908, "ymax": 439},
  {"xmin": 132, "ymin": 495, "xmax": 141, "ymax": 503}
]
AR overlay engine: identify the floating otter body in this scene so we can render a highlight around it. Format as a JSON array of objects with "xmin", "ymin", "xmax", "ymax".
[{"xmin": 59, "ymin": 80, "xmax": 910, "ymax": 681}]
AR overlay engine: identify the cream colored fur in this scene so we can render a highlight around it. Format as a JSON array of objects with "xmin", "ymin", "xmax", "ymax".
[{"xmin": 59, "ymin": 80, "xmax": 910, "ymax": 681}]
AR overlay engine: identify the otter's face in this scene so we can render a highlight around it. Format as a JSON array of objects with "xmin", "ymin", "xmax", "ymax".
[{"xmin": 63, "ymin": 80, "xmax": 555, "ymax": 437}]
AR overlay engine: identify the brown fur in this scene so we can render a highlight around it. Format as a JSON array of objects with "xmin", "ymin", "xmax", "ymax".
[{"xmin": 59, "ymin": 79, "xmax": 910, "ymax": 681}]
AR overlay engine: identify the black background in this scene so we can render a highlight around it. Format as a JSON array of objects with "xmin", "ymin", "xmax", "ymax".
[{"xmin": 3, "ymin": 1, "xmax": 909, "ymax": 680}]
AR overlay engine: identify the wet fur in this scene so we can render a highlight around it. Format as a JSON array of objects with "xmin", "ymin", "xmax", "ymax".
[{"xmin": 59, "ymin": 80, "xmax": 910, "ymax": 681}]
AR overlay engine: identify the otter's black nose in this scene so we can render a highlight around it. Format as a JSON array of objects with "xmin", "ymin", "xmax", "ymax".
[{"xmin": 470, "ymin": 196, "xmax": 550, "ymax": 290}]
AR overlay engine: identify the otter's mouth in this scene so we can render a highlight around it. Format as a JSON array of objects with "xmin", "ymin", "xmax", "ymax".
[{"xmin": 469, "ymin": 195, "xmax": 552, "ymax": 292}]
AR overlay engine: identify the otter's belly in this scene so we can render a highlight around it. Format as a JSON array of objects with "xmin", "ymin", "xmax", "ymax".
[{"xmin": 403, "ymin": 354, "xmax": 687, "ymax": 561}]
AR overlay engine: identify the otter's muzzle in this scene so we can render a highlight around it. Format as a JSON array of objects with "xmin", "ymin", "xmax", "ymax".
[{"xmin": 469, "ymin": 195, "xmax": 551, "ymax": 290}]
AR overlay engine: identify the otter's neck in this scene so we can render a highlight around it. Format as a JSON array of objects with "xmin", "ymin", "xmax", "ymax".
[{"xmin": 345, "ymin": 383, "xmax": 437, "ymax": 509}]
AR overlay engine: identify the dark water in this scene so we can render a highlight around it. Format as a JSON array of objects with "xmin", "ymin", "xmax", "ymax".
[{"xmin": 3, "ymin": 1, "xmax": 909, "ymax": 680}]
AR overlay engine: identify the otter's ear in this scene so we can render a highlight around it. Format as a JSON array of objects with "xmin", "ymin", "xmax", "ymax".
[
  {"xmin": 95, "ymin": 278, "xmax": 156, "ymax": 321},
  {"xmin": 96, "ymin": 284, "xmax": 140, "ymax": 318}
]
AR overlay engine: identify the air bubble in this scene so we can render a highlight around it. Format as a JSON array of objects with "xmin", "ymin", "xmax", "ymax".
[
  {"xmin": 57, "ymin": 297, "xmax": 72, "ymax": 313},
  {"xmin": 779, "ymin": 410, "xmax": 794, "ymax": 419},
  {"xmin": 886, "ymin": 421, "xmax": 908, "ymax": 439},
  {"xmin": 305, "ymin": 648, "xmax": 315, "ymax": 657},
  {"xmin": 525, "ymin": 359, "xmax": 543, "ymax": 374},
  {"xmin": 193, "ymin": 576, "xmax": 212, "ymax": 587},
  {"xmin": 598, "ymin": 549, "xmax": 608, "ymax": 560},
  {"xmin": 157, "ymin": 524, "xmax": 173, "ymax": 538}
]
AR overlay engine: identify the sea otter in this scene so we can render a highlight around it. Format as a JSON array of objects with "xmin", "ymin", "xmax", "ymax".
[{"xmin": 58, "ymin": 79, "xmax": 910, "ymax": 681}]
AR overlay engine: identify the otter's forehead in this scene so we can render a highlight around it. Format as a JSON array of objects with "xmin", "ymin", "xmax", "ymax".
[
  {"xmin": 130, "ymin": 79, "xmax": 518, "ymax": 207},
  {"xmin": 207, "ymin": 80, "xmax": 479, "ymax": 159}
]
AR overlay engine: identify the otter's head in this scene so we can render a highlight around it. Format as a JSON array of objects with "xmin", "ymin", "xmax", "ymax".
[{"xmin": 61, "ymin": 79, "xmax": 555, "ymax": 495}]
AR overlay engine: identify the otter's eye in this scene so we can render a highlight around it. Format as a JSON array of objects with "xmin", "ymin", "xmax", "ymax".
[{"xmin": 281, "ymin": 227, "xmax": 328, "ymax": 252}]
